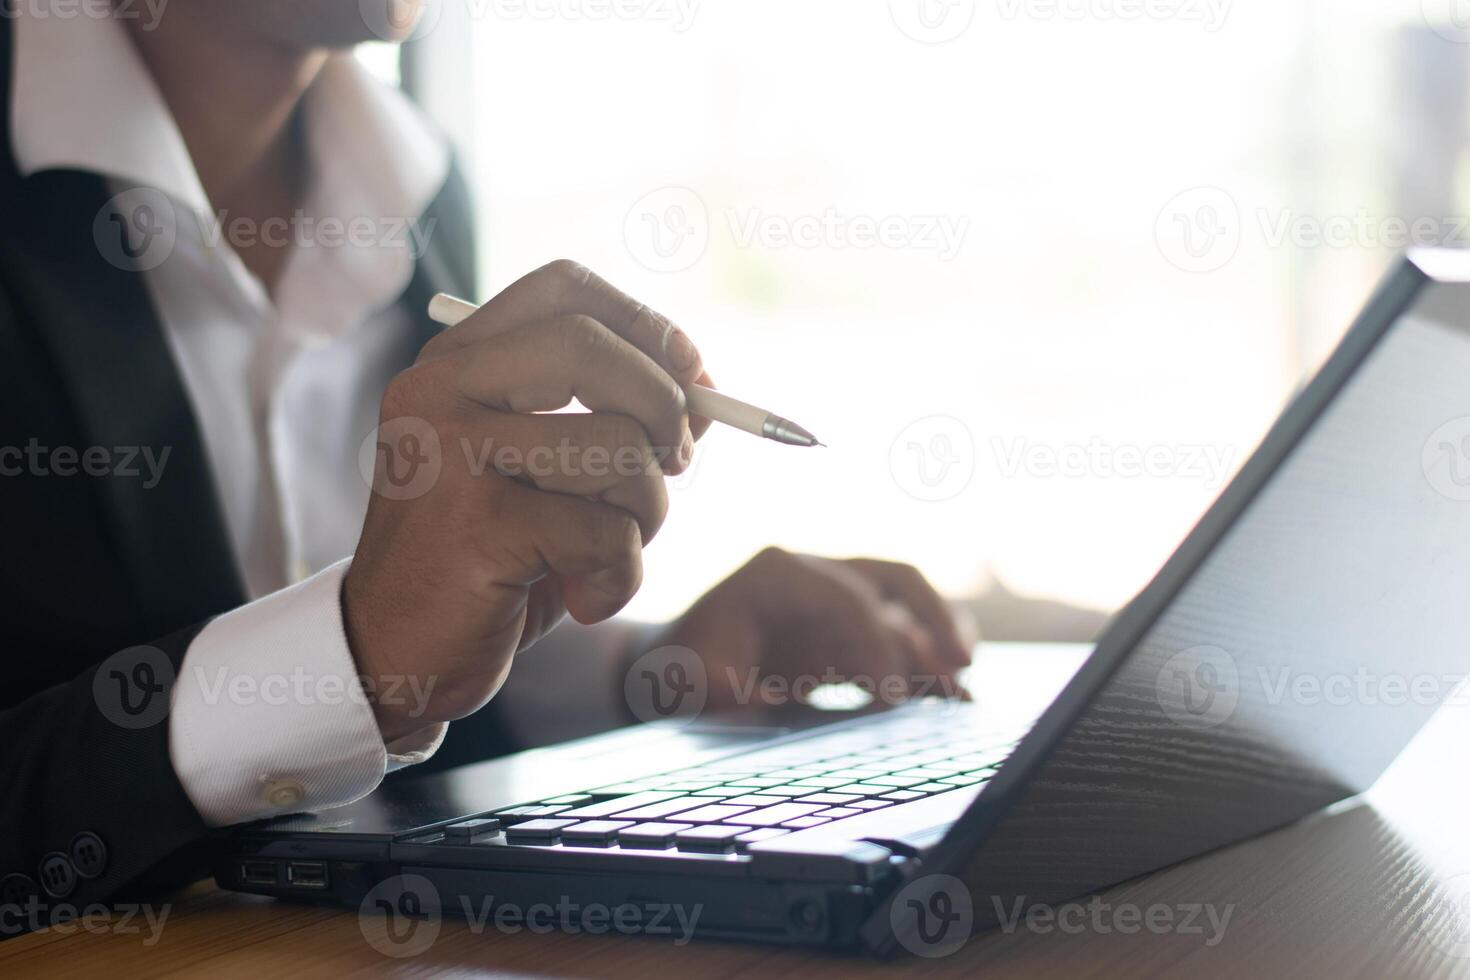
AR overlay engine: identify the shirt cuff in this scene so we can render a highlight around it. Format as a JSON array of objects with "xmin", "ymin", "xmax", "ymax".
[{"xmin": 168, "ymin": 558, "xmax": 445, "ymax": 827}]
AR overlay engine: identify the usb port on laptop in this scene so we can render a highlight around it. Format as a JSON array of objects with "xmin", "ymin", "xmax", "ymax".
[
  {"xmin": 286, "ymin": 861, "xmax": 328, "ymax": 889},
  {"xmin": 240, "ymin": 861, "xmax": 279, "ymax": 886}
]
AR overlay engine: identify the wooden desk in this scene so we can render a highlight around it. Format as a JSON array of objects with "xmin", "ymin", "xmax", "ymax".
[{"xmin": 7, "ymin": 645, "xmax": 1470, "ymax": 978}]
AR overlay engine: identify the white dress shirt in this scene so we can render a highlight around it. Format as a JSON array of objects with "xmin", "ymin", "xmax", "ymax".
[{"xmin": 10, "ymin": 9, "xmax": 448, "ymax": 824}]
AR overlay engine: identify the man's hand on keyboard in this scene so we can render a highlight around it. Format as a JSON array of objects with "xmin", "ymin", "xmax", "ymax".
[{"xmin": 647, "ymin": 547, "xmax": 976, "ymax": 712}]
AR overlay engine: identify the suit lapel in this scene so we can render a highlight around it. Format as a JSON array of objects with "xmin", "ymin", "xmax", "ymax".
[{"xmin": 0, "ymin": 172, "xmax": 246, "ymax": 633}]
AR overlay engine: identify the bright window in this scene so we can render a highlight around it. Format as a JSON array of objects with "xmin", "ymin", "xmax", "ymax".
[{"xmin": 405, "ymin": 0, "xmax": 1466, "ymax": 621}]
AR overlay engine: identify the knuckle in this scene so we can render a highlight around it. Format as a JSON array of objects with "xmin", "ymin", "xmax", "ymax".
[
  {"xmin": 553, "ymin": 314, "xmax": 608, "ymax": 357},
  {"xmin": 596, "ymin": 509, "xmax": 641, "ymax": 559}
]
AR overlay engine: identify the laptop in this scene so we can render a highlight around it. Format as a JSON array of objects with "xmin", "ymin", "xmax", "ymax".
[{"xmin": 215, "ymin": 248, "xmax": 1470, "ymax": 956}]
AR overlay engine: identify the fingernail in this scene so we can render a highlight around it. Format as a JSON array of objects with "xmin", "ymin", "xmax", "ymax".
[
  {"xmin": 667, "ymin": 328, "xmax": 698, "ymax": 373},
  {"xmin": 680, "ymin": 431, "xmax": 695, "ymax": 466}
]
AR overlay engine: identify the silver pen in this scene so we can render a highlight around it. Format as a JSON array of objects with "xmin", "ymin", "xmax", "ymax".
[{"xmin": 427, "ymin": 294, "xmax": 824, "ymax": 448}]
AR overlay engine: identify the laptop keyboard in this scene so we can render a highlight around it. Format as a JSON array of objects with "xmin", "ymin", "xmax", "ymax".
[{"xmin": 431, "ymin": 710, "xmax": 1024, "ymax": 855}]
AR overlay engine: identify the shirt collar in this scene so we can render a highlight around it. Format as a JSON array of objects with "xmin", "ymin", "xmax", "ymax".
[
  {"xmin": 8, "ymin": 7, "xmax": 449, "ymax": 238},
  {"xmin": 8, "ymin": 7, "xmax": 453, "ymax": 339}
]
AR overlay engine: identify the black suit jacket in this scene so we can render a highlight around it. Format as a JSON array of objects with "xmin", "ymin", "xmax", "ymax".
[{"xmin": 0, "ymin": 18, "xmax": 512, "ymax": 928}]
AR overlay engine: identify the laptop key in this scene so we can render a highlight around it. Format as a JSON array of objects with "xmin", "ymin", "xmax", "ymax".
[
  {"xmin": 557, "ymin": 792, "xmax": 684, "ymax": 819},
  {"xmin": 613, "ymin": 797, "xmax": 723, "ymax": 821},
  {"xmin": 666, "ymin": 804, "xmax": 755, "ymax": 823},
  {"xmin": 724, "ymin": 795, "xmax": 792, "ymax": 807},
  {"xmin": 443, "ymin": 818, "xmax": 501, "ymax": 838},
  {"xmin": 675, "ymin": 825, "xmax": 746, "ymax": 852},
  {"xmin": 524, "ymin": 805, "xmax": 572, "ymax": 816},
  {"xmin": 721, "ymin": 785, "xmax": 806, "ymax": 798},
  {"xmin": 882, "ymin": 790, "xmax": 925, "ymax": 802},
  {"xmin": 617, "ymin": 823, "xmax": 693, "ymax": 849},
  {"xmin": 940, "ymin": 774, "xmax": 986, "ymax": 786},
  {"xmin": 795, "ymin": 793, "xmax": 862, "ymax": 806},
  {"xmin": 914, "ymin": 783, "xmax": 958, "ymax": 794},
  {"xmin": 783, "ymin": 817, "xmax": 831, "ymax": 829},
  {"xmin": 815, "ymin": 807, "xmax": 861, "ymax": 819},
  {"xmin": 505, "ymin": 819, "xmax": 577, "ymax": 841},
  {"xmin": 542, "ymin": 795, "xmax": 593, "ymax": 806},
  {"xmin": 728, "ymin": 803, "xmax": 826, "ymax": 826},
  {"xmin": 851, "ymin": 800, "xmax": 894, "ymax": 811},
  {"xmin": 867, "ymin": 775, "xmax": 926, "ymax": 788},
  {"xmin": 734, "ymin": 828, "xmax": 790, "ymax": 852},
  {"xmin": 561, "ymin": 821, "xmax": 634, "ymax": 845}
]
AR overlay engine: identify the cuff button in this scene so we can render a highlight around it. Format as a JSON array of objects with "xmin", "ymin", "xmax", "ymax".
[
  {"xmin": 38, "ymin": 854, "xmax": 77, "ymax": 899},
  {"xmin": 263, "ymin": 779, "xmax": 305, "ymax": 809},
  {"xmin": 70, "ymin": 833, "xmax": 108, "ymax": 879}
]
